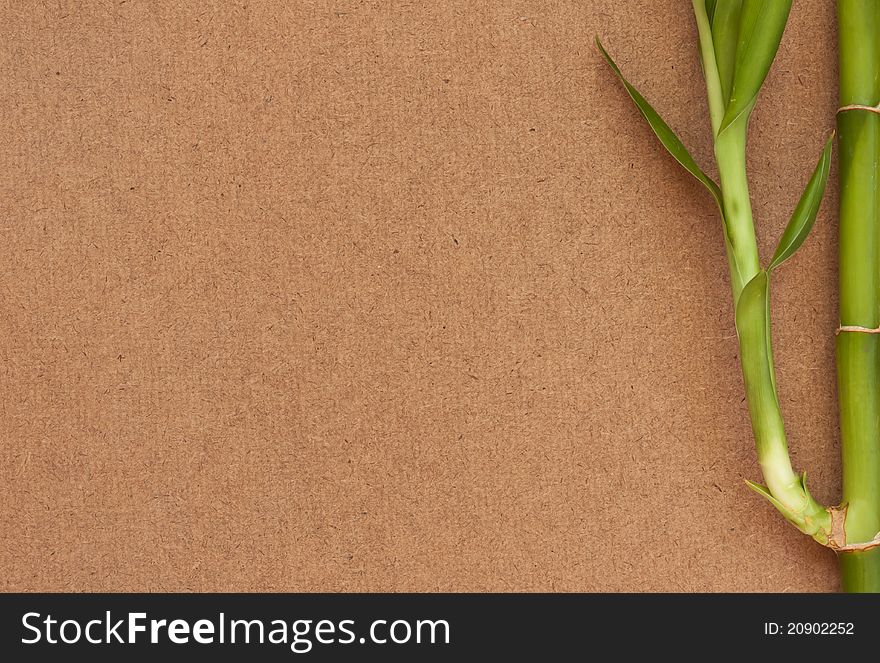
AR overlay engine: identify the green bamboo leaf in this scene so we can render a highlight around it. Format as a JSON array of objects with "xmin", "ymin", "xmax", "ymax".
[
  {"xmin": 596, "ymin": 38, "xmax": 723, "ymax": 213},
  {"xmin": 711, "ymin": 0, "xmax": 743, "ymax": 105},
  {"xmin": 706, "ymin": 0, "xmax": 717, "ymax": 23},
  {"xmin": 768, "ymin": 136, "xmax": 833, "ymax": 272},
  {"xmin": 719, "ymin": 0, "xmax": 792, "ymax": 133},
  {"xmin": 735, "ymin": 267, "xmax": 780, "ymax": 389},
  {"xmin": 735, "ymin": 269, "xmax": 775, "ymax": 392}
]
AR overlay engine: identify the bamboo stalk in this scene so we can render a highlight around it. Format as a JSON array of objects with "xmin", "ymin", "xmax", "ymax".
[
  {"xmin": 836, "ymin": 0, "xmax": 880, "ymax": 592},
  {"xmin": 693, "ymin": 0, "xmax": 833, "ymax": 543},
  {"xmin": 598, "ymin": 2, "xmax": 837, "ymax": 587}
]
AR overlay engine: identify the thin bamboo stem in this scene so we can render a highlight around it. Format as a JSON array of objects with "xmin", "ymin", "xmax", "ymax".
[{"xmin": 692, "ymin": 1, "xmax": 833, "ymax": 543}]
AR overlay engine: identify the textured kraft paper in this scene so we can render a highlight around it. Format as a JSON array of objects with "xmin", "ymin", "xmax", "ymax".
[{"xmin": 0, "ymin": 1, "xmax": 841, "ymax": 592}]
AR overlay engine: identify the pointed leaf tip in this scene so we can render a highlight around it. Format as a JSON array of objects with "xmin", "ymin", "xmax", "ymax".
[
  {"xmin": 596, "ymin": 38, "xmax": 723, "ymax": 214},
  {"xmin": 768, "ymin": 135, "xmax": 833, "ymax": 272}
]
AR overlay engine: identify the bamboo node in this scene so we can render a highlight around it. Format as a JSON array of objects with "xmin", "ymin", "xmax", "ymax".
[
  {"xmin": 836, "ymin": 325, "xmax": 880, "ymax": 335},
  {"xmin": 837, "ymin": 103, "xmax": 880, "ymax": 115},
  {"xmin": 822, "ymin": 506, "xmax": 880, "ymax": 553},
  {"xmin": 830, "ymin": 534, "xmax": 880, "ymax": 554}
]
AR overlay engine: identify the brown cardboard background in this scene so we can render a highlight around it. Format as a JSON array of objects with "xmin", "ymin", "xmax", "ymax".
[{"xmin": 0, "ymin": 1, "xmax": 841, "ymax": 592}]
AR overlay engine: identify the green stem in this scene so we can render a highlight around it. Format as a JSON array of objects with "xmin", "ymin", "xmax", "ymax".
[
  {"xmin": 837, "ymin": 0, "xmax": 880, "ymax": 591},
  {"xmin": 692, "ymin": 0, "xmax": 725, "ymax": 135},
  {"xmin": 715, "ymin": 117, "xmax": 760, "ymax": 299},
  {"xmin": 693, "ymin": 1, "xmax": 749, "ymax": 304},
  {"xmin": 839, "ymin": 549, "xmax": 880, "ymax": 592},
  {"xmin": 717, "ymin": 114, "xmax": 831, "ymax": 540}
]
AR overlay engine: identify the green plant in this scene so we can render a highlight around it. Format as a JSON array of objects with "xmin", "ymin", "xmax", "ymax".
[
  {"xmin": 835, "ymin": 0, "xmax": 880, "ymax": 592},
  {"xmin": 598, "ymin": 1, "xmax": 880, "ymax": 590}
]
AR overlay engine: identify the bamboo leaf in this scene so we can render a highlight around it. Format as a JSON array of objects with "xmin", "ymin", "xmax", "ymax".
[
  {"xmin": 711, "ymin": 0, "xmax": 743, "ymax": 105},
  {"xmin": 735, "ymin": 270, "xmax": 775, "ymax": 395},
  {"xmin": 768, "ymin": 136, "xmax": 833, "ymax": 272},
  {"xmin": 706, "ymin": 0, "xmax": 717, "ymax": 23},
  {"xmin": 596, "ymin": 38, "xmax": 723, "ymax": 213},
  {"xmin": 719, "ymin": 0, "xmax": 792, "ymax": 133},
  {"xmin": 734, "ymin": 268, "xmax": 782, "ymax": 425}
]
